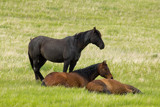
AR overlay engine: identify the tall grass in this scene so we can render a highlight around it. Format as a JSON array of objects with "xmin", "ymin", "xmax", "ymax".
[{"xmin": 0, "ymin": 0, "xmax": 160, "ymax": 106}]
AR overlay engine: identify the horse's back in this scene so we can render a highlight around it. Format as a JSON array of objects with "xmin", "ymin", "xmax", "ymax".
[
  {"xmin": 29, "ymin": 36, "xmax": 50, "ymax": 46},
  {"xmin": 101, "ymin": 79, "xmax": 132, "ymax": 94},
  {"xmin": 28, "ymin": 36, "xmax": 68, "ymax": 61},
  {"xmin": 42, "ymin": 72, "xmax": 88, "ymax": 87},
  {"xmin": 29, "ymin": 36, "xmax": 64, "ymax": 50},
  {"xmin": 102, "ymin": 79, "xmax": 142, "ymax": 94},
  {"xmin": 86, "ymin": 79, "xmax": 141, "ymax": 94},
  {"xmin": 38, "ymin": 36, "xmax": 74, "ymax": 62},
  {"xmin": 43, "ymin": 72, "xmax": 67, "ymax": 86}
]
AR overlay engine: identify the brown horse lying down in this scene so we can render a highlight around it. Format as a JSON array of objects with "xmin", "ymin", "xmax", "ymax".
[
  {"xmin": 42, "ymin": 61, "xmax": 113, "ymax": 87},
  {"xmin": 86, "ymin": 79, "xmax": 142, "ymax": 94}
]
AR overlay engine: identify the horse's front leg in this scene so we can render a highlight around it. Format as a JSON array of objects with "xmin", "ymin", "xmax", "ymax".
[
  {"xmin": 63, "ymin": 60, "xmax": 70, "ymax": 72},
  {"xmin": 69, "ymin": 61, "xmax": 77, "ymax": 72}
]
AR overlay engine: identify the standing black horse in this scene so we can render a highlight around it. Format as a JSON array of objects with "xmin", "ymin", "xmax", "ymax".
[{"xmin": 28, "ymin": 27, "xmax": 105, "ymax": 81}]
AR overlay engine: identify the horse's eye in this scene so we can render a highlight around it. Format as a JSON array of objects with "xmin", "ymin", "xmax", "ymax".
[{"xmin": 103, "ymin": 68, "xmax": 107, "ymax": 71}]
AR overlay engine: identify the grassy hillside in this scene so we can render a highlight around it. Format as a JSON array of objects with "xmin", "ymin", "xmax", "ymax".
[{"xmin": 0, "ymin": 0, "xmax": 160, "ymax": 106}]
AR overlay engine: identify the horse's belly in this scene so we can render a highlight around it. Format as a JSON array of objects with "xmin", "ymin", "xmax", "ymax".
[
  {"xmin": 41, "ymin": 40, "xmax": 65, "ymax": 62},
  {"xmin": 47, "ymin": 56, "xmax": 64, "ymax": 63},
  {"xmin": 42, "ymin": 48, "xmax": 64, "ymax": 62}
]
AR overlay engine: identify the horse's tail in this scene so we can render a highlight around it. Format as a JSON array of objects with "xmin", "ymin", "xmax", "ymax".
[
  {"xmin": 41, "ymin": 81, "xmax": 46, "ymax": 87},
  {"xmin": 127, "ymin": 85, "xmax": 142, "ymax": 94},
  {"xmin": 28, "ymin": 52, "xmax": 33, "ymax": 69}
]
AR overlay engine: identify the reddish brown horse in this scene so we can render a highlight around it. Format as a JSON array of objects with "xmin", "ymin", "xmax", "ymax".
[
  {"xmin": 86, "ymin": 79, "xmax": 142, "ymax": 94},
  {"xmin": 41, "ymin": 61, "xmax": 113, "ymax": 87}
]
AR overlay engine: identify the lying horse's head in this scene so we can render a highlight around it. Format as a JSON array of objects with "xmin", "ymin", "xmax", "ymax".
[
  {"xmin": 98, "ymin": 61, "xmax": 113, "ymax": 79},
  {"xmin": 90, "ymin": 27, "xmax": 105, "ymax": 49}
]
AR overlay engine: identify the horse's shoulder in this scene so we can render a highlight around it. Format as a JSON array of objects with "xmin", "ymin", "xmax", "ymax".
[
  {"xmin": 63, "ymin": 36, "xmax": 77, "ymax": 52},
  {"xmin": 56, "ymin": 72, "xmax": 67, "ymax": 78},
  {"xmin": 64, "ymin": 36, "xmax": 75, "ymax": 43},
  {"xmin": 68, "ymin": 72, "xmax": 80, "ymax": 77}
]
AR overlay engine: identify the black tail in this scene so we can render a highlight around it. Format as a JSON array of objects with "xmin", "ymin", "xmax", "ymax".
[
  {"xmin": 28, "ymin": 52, "xmax": 33, "ymax": 69},
  {"xmin": 128, "ymin": 85, "xmax": 142, "ymax": 94},
  {"xmin": 41, "ymin": 81, "xmax": 46, "ymax": 87}
]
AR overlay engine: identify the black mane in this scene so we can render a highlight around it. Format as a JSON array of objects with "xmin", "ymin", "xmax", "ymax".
[
  {"xmin": 72, "ymin": 30, "xmax": 92, "ymax": 52},
  {"xmin": 72, "ymin": 63, "xmax": 99, "ymax": 82},
  {"xmin": 74, "ymin": 30, "xmax": 91, "ymax": 40}
]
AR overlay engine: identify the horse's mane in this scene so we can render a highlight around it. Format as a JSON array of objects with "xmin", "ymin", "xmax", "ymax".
[
  {"xmin": 73, "ymin": 28, "xmax": 101, "ymax": 40},
  {"xmin": 74, "ymin": 30, "xmax": 91, "ymax": 40},
  {"xmin": 72, "ymin": 63, "xmax": 99, "ymax": 81}
]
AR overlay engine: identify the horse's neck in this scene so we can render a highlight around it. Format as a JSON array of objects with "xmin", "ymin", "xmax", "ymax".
[
  {"xmin": 74, "ymin": 31, "xmax": 91, "ymax": 52},
  {"xmin": 73, "ymin": 64, "xmax": 99, "ymax": 82},
  {"xmin": 89, "ymin": 69, "xmax": 99, "ymax": 81}
]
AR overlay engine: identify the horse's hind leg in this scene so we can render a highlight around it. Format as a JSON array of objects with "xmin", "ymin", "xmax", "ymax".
[
  {"xmin": 28, "ymin": 52, "xmax": 34, "ymax": 69},
  {"xmin": 103, "ymin": 88, "xmax": 111, "ymax": 94},
  {"xmin": 33, "ymin": 56, "xmax": 46, "ymax": 81},
  {"xmin": 33, "ymin": 60, "xmax": 41, "ymax": 81},
  {"xmin": 28, "ymin": 52, "xmax": 39, "ymax": 80}
]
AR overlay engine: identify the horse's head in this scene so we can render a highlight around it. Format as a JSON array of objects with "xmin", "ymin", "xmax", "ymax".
[
  {"xmin": 98, "ymin": 60, "xmax": 113, "ymax": 79},
  {"xmin": 90, "ymin": 27, "xmax": 105, "ymax": 49}
]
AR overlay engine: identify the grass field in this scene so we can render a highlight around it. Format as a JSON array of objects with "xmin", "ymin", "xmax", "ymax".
[{"xmin": 0, "ymin": 0, "xmax": 160, "ymax": 106}]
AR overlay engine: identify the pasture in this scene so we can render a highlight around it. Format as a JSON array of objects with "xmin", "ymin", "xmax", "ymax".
[{"xmin": 0, "ymin": 0, "xmax": 160, "ymax": 106}]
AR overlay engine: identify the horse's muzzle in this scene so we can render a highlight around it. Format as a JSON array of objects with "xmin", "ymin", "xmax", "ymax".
[
  {"xmin": 104, "ymin": 75, "xmax": 113, "ymax": 79},
  {"xmin": 99, "ymin": 44, "xmax": 105, "ymax": 49}
]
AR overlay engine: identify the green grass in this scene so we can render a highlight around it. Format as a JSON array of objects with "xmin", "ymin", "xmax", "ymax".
[{"xmin": 0, "ymin": 0, "xmax": 160, "ymax": 106}]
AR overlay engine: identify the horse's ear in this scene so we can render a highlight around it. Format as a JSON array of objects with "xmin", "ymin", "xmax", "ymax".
[
  {"xmin": 93, "ymin": 27, "xmax": 96, "ymax": 32},
  {"xmin": 102, "ymin": 60, "xmax": 106, "ymax": 65}
]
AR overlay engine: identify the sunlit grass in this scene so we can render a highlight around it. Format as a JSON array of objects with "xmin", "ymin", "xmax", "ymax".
[{"xmin": 0, "ymin": 0, "xmax": 160, "ymax": 106}]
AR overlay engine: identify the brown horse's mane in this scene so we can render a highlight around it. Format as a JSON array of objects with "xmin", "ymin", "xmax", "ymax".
[{"xmin": 72, "ymin": 63, "xmax": 99, "ymax": 82}]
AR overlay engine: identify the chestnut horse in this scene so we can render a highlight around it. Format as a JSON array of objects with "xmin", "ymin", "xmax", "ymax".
[
  {"xmin": 41, "ymin": 61, "xmax": 113, "ymax": 87},
  {"xmin": 86, "ymin": 79, "xmax": 142, "ymax": 94},
  {"xmin": 28, "ymin": 27, "xmax": 105, "ymax": 81}
]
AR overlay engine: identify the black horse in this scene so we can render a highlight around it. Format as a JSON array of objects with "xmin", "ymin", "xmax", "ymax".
[{"xmin": 28, "ymin": 27, "xmax": 105, "ymax": 81}]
